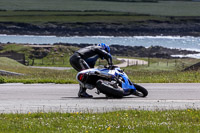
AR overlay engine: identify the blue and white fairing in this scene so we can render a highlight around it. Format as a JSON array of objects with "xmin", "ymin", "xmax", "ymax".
[
  {"xmin": 99, "ymin": 67, "xmax": 136, "ymax": 92},
  {"xmin": 76, "ymin": 67, "xmax": 136, "ymax": 92}
]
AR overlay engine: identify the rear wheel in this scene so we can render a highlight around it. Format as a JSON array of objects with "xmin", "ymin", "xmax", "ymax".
[
  {"xmin": 96, "ymin": 80, "xmax": 124, "ymax": 98},
  {"xmin": 133, "ymin": 84, "xmax": 148, "ymax": 97}
]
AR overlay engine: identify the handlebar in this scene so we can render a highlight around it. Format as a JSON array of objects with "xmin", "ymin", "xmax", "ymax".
[
  {"xmin": 97, "ymin": 65, "xmax": 118, "ymax": 70},
  {"xmin": 106, "ymin": 65, "xmax": 118, "ymax": 70}
]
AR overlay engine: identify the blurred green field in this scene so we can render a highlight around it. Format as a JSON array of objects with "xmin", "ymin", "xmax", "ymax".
[
  {"xmin": 0, "ymin": 109, "xmax": 200, "ymax": 133},
  {"xmin": 0, "ymin": 11, "xmax": 168, "ymax": 23},
  {"xmin": 0, "ymin": 0, "xmax": 200, "ymax": 16}
]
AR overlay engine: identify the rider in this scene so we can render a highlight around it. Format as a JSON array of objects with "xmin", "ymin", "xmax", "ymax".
[{"xmin": 70, "ymin": 43, "xmax": 113, "ymax": 98}]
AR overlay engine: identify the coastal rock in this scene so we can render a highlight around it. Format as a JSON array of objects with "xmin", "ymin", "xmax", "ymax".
[
  {"xmin": 0, "ymin": 20, "xmax": 200, "ymax": 36},
  {"xmin": 54, "ymin": 43, "xmax": 199, "ymax": 58},
  {"xmin": 110, "ymin": 45, "xmax": 199, "ymax": 58}
]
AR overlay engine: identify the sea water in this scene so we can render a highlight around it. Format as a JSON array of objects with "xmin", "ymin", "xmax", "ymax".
[{"xmin": 1, "ymin": 35, "xmax": 200, "ymax": 58}]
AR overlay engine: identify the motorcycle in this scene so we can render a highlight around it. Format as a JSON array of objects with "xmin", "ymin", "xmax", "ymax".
[{"xmin": 76, "ymin": 65, "xmax": 148, "ymax": 98}]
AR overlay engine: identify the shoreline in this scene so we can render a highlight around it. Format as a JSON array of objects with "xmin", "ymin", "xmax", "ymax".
[
  {"xmin": 1, "ymin": 34, "xmax": 200, "ymax": 53},
  {"xmin": 0, "ymin": 21, "xmax": 200, "ymax": 37},
  {"xmin": 1, "ymin": 42, "xmax": 200, "ymax": 62},
  {"xmin": 3, "ymin": 42, "xmax": 198, "ymax": 59},
  {"xmin": 1, "ymin": 34, "xmax": 200, "ymax": 37}
]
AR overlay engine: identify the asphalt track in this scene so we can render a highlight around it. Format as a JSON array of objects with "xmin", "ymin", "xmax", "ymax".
[{"xmin": 0, "ymin": 83, "xmax": 200, "ymax": 113}]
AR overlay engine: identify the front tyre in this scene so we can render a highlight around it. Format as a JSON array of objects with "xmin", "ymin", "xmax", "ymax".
[
  {"xmin": 96, "ymin": 80, "xmax": 124, "ymax": 98},
  {"xmin": 133, "ymin": 84, "xmax": 148, "ymax": 97}
]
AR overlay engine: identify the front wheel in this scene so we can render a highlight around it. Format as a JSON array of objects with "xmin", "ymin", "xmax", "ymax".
[
  {"xmin": 96, "ymin": 80, "xmax": 124, "ymax": 98},
  {"xmin": 133, "ymin": 84, "xmax": 148, "ymax": 97}
]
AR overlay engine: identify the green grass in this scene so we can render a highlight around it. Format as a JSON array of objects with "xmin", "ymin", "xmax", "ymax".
[
  {"xmin": 0, "ymin": 44, "xmax": 78, "ymax": 67},
  {"xmin": 124, "ymin": 58, "xmax": 200, "ymax": 83},
  {"xmin": 0, "ymin": 44, "xmax": 32, "ymax": 55},
  {"xmin": 0, "ymin": 57, "xmax": 77, "ymax": 84},
  {"xmin": 0, "ymin": 55, "xmax": 121, "ymax": 84},
  {"xmin": 1, "ymin": 44, "xmax": 200, "ymax": 84},
  {"xmin": 1, "ymin": 56, "xmax": 200, "ymax": 83},
  {"xmin": 127, "ymin": 70, "xmax": 200, "ymax": 83},
  {"xmin": 0, "ymin": 10, "xmax": 169, "ymax": 24},
  {"xmin": 0, "ymin": 109, "xmax": 200, "ymax": 132},
  {"xmin": 0, "ymin": 57, "xmax": 24, "ymax": 67},
  {"xmin": 0, "ymin": 44, "xmax": 121, "ymax": 67},
  {"xmin": 0, "ymin": 13, "xmax": 166, "ymax": 23},
  {"xmin": 30, "ymin": 45, "xmax": 78, "ymax": 67},
  {"xmin": 0, "ymin": 0, "xmax": 200, "ymax": 16}
]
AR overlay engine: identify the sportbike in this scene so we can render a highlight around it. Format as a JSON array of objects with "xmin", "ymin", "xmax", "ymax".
[{"xmin": 76, "ymin": 65, "xmax": 148, "ymax": 98}]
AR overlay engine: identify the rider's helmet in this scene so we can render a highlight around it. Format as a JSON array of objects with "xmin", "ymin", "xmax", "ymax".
[{"xmin": 98, "ymin": 43, "xmax": 110, "ymax": 53}]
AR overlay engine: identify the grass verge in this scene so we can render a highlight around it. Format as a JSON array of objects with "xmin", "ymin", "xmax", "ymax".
[
  {"xmin": 124, "ymin": 58, "xmax": 200, "ymax": 83},
  {"xmin": 0, "ymin": 109, "xmax": 199, "ymax": 132},
  {"xmin": 1, "ymin": 56, "xmax": 200, "ymax": 83},
  {"xmin": 0, "ymin": 57, "xmax": 77, "ymax": 84}
]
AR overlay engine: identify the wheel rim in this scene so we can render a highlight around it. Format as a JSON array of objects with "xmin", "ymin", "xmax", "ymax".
[{"xmin": 134, "ymin": 90, "xmax": 144, "ymax": 97}]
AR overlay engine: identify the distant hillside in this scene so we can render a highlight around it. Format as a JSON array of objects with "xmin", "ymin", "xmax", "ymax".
[
  {"xmin": 0, "ymin": 0, "xmax": 200, "ymax": 16},
  {"xmin": 54, "ymin": 43, "xmax": 200, "ymax": 58},
  {"xmin": 0, "ymin": 0, "xmax": 200, "ymax": 36},
  {"xmin": 93, "ymin": 0, "xmax": 193, "ymax": 1},
  {"xmin": 92, "ymin": 0, "xmax": 193, "ymax": 1}
]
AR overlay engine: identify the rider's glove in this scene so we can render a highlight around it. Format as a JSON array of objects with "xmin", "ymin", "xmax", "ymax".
[
  {"xmin": 108, "ymin": 63, "xmax": 113, "ymax": 69},
  {"xmin": 108, "ymin": 62, "xmax": 113, "ymax": 66}
]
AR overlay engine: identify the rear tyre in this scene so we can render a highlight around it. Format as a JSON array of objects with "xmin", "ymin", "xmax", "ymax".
[
  {"xmin": 96, "ymin": 80, "xmax": 124, "ymax": 98},
  {"xmin": 133, "ymin": 84, "xmax": 148, "ymax": 97}
]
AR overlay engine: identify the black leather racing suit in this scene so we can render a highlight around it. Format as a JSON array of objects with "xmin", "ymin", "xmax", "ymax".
[{"xmin": 70, "ymin": 45, "xmax": 112, "ymax": 72}]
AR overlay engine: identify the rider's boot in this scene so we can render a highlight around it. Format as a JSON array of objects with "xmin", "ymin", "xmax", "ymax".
[{"xmin": 78, "ymin": 86, "xmax": 93, "ymax": 98}]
